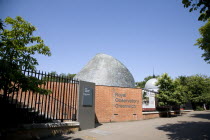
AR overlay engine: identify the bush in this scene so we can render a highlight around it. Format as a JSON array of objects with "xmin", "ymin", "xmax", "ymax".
[{"xmin": 195, "ymin": 106, "xmax": 204, "ymax": 111}]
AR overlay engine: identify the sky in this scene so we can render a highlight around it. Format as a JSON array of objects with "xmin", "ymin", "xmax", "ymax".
[{"xmin": 1, "ymin": 0, "xmax": 209, "ymax": 82}]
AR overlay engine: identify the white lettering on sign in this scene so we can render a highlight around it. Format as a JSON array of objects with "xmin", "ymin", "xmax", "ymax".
[
  {"xmin": 83, "ymin": 93, "xmax": 90, "ymax": 96},
  {"xmin": 85, "ymin": 88, "xmax": 90, "ymax": 93}
]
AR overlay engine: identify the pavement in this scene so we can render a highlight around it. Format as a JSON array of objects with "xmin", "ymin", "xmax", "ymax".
[{"xmin": 45, "ymin": 111, "xmax": 210, "ymax": 140}]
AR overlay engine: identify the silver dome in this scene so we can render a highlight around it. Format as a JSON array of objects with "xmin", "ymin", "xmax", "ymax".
[
  {"xmin": 144, "ymin": 78, "xmax": 159, "ymax": 91},
  {"xmin": 74, "ymin": 53, "xmax": 135, "ymax": 88}
]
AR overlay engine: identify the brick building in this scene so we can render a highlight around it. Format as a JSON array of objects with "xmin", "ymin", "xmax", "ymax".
[{"xmin": 75, "ymin": 53, "xmax": 143, "ymax": 123}]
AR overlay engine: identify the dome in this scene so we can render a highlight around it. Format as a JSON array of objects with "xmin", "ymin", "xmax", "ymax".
[
  {"xmin": 74, "ymin": 53, "xmax": 135, "ymax": 88},
  {"xmin": 144, "ymin": 78, "xmax": 159, "ymax": 91}
]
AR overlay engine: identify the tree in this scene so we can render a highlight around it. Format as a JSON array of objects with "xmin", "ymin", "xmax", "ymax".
[
  {"xmin": 156, "ymin": 73, "xmax": 175, "ymax": 106},
  {"xmin": 0, "ymin": 16, "xmax": 51, "ymax": 97},
  {"xmin": 0, "ymin": 19, "xmax": 4, "ymax": 31},
  {"xmin": 174, "ymin": 75, "xmax": 210, "ymax": 110},
  {"xmin": 156, "ymin": 73, "xmax": 187, "ymax": 107},
  {"xmin": 182, "ymin": 1, "xmax": 210, "ymax": 64},
  {"xmin": 182, "ymin": 0, "xmax": 210, "ymax": 21},
  {"xmin": 184, "ymin": 75, "xmax": 210, "ymax": 110},
  {"xmin": 194, "ymin": 19, "xmax": 210, "ymax": 63},
  {"xmin": 63, "ymin": 73, "xmax": 76, "ymax": 79},
  {"xmin": 45, "ymin": 71, "xmax": 76, "ymax": 82},
  {"xmin": 173, "ymin": 76, "xmax": 189, "ymax": 105},
  {"xmin": 135, "ymin": 75, "xmax": 159, "ymax": 88}
]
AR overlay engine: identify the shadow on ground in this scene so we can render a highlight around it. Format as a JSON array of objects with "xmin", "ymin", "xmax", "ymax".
[
  {"xmin": 95, "ymin": 123, "xmax": 103, "ymax": 128},
  {"xmin": 156, "ymin": 121, "xmax": 210, "ymax": 140},
  {"xmin": 190, "ymin": 112, "xmax": 210, "ymax": 120}
]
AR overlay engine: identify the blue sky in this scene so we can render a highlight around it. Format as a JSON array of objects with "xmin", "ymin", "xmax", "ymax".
[{"xmin": 1, "ymin": 0, "xmax": 209, "ymax": 82}]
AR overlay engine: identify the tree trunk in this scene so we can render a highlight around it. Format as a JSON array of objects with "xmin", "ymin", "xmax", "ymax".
[{"xmin": 203, "ymin": 103, "xmax": 206, "ymax": 110}]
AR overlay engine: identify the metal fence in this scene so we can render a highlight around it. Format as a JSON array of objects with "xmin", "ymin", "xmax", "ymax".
[{"xmin": 0, "ymin": 69, "xmax": 79, "ymax": 123}]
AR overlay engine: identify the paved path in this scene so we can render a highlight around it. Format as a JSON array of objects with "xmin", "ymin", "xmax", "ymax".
[{"xmin": 45, "ymin": 111, "xmax": 210, "ymax": 140}]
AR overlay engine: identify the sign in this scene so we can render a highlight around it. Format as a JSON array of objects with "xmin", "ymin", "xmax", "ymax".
[
  {"xmin": 114, "ymin": 93, "xmax": 139, "ymax": 108},
  {"xmin": 82, "ymin": 87, "xmax": 93, "ymax": 106}
]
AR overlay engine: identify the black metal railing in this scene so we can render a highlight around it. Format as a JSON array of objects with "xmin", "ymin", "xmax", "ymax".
[{"xmin": 0, "ymin": 69, "xmax": 79, "ymax": 123}]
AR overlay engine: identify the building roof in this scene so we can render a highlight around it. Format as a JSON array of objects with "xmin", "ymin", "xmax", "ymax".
[
  {"xmin": 74, "ymin": 53, "xmax": 135, "ymax": 88},
  {"xmin": 144, "ymin": 78, "xmax": 159, "ymax": 91}
]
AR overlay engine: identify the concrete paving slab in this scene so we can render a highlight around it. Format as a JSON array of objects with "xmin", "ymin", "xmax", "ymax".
[{"xmin": 45, "ymin": 111, "xmax": 210, "ymax": 140}]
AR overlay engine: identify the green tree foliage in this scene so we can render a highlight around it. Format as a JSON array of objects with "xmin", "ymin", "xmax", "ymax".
[
  {"xmin": 135, "ymin": 81, "xmax": 145, "ymax": 88},
  {"xmin": 182, "ymin": 1, "xmax": 210, "ymax": 64},
  {"xmin": 195, "ymin": 19, "xmax": 210, "ymax": 63},
  {"xmin": 184, "ymin": 75, "xmax": 210, "ymax": 108},
  {"xmin": 174, "ymin": 75, "xmax": 210, "ymax": 110},
  {"xmin": 63, "ymin": 73, "xmax": 76, "ymax": 79},
  {"xmin": 44, "ymin": 71, "xmax": 76, "ymax": 82},
  {"xmin": 0, "ymin": 16, "xmax": 51, "ymax": 96},
  {"xmin": 156, "ymin": 73, "xmax": 187, "ymax": 107},
  {"xmin": 51, "ymin": 71, "xmax": 76, "ymax": 79},
  {"xmin": 182, "ymin": 0, "xmax": 210, "ymax": 21},
  {"xmin": 135, "ymin": 75, "xmax": 159, "ymax": 88},
  {"xmin": 173, "ymin": 76, "xmax": 189, "ymax": 103}
]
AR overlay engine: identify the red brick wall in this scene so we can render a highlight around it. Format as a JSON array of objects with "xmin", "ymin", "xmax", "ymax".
[{"xmin": 95, "ymin": 86, "xmax": 142, "ymax": 123}]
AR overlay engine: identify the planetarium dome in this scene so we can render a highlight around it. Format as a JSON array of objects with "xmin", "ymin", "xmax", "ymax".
[
  {"xmin": 74, "ymin": 53, "xmax": 135, "ymax": 88},
  {"xmin": 144, "ymin": 78, "xmax": 159, "ymax": 91}
]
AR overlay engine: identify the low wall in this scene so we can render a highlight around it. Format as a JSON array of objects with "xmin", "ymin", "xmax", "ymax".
[
  {"xmin": 143, "ymin": 110, "xmax": 187, "ymax": 120},
  {"xmin": 95, "ymin": 86, "xmax": 142, "ymax": 123},
  {"xmin": 143, "ymin": 112, "xmax": 160, "ymax": 119},
  {"xmin": 142, "ymin": 108, "xmax": 156, "ymax": 111},
  {"xmin": 0, "ymin": 122, "xmax": 79, "ymax": 140}
]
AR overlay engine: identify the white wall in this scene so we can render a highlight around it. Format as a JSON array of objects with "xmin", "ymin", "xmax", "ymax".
[{"xmin": 142, "ymin": 90, "xmax": 156, "ymax": 109}]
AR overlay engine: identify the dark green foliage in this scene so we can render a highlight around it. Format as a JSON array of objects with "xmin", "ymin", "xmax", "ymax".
[
  {"xmin": 0, "ymin": 19, "xmax": 4, "ymax": 31},
  {"xmin": 182, "ymin": 0, "xmax": 210, "ymax": 21},
  {"xmin": 174, "ymin": 75, "xmax": 210, "ymax": 109},
  {"xmin": 135, "ymin": 81, "xmax": 145, "ymax": 88},
  {"xmin": 174, "ymin": 76, "xmax": 189, "ymax": 103},
  {"xmin": 156, "ymin": 73, "xmax": 187, "ymax": 107},
  {"xmin": 186, "ymin": 75, "xmax": 210, "ymax": 106},
  {"xmin": 195, "ymin": 106, "xmax": 205, "ymax": 111},
  {"xmin": 195, "ymin": 19, "xmax": 210, "ymax": 63},
  {"xmin": 0, "ymin": 16, "xmax": 51, "ymax": 96},
  {"xmin": 156, "ymin": 74, "xmax": 210, "ymax": 110}
]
